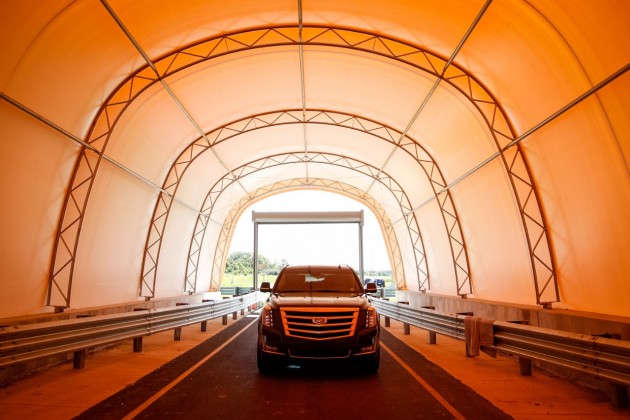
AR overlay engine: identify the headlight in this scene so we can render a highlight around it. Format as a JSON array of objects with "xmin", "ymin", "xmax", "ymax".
[
  {"xmin": 262, "ymin": 305, "xmax": 274, "ymax": 327},
  {"xmin": 365, "ymin": 307, "xmax": 377, "ymax": 328}
]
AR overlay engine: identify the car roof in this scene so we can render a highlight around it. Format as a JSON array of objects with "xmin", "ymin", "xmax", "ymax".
[{"xmin": 281, "ymin": 265, "xmax": 355, "ymax": 273}]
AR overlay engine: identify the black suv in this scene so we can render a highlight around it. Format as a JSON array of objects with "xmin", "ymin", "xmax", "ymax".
[
  {"xmin": 364, "ymin": 277, "xmax": 385, "ymax": 288},
  {"xmin": 257, "ymin": 265, "xmax": 380, "ymax": 373}
]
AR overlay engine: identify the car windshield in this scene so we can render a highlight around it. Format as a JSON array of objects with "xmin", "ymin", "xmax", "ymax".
[{"xmin": 274, "ymin": 270, "xmax": 361, "ymax": 293}]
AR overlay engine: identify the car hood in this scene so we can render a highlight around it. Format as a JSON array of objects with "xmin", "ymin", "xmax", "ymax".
[{"xmin": 268, "ymin": 292, "xmax": 371, "ymax": 310}]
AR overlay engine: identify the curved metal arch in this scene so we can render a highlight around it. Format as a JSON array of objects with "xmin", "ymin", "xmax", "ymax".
[
  {"xmin": 49, "ymin": 24, "xmax": 556, "ymax": 308},
  {"xmin": 180, "ymin": 151, "xmax": 428, "ymax": 296},
  {"xmin": 206, "ymin": 178, "xmax": 407, "ymax": 292},
  {"xmin": 140, "ymin": 109, "xmax": 469, "ymax": 299}
]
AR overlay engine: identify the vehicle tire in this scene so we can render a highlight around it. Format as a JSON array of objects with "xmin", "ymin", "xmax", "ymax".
[
  {"xmin": 361, "ymin": 348, "xmax": 380, "ymax": 373},
  {"xmin": 257, "ymin": 346, "xmax": 275, "ymax": 374}
]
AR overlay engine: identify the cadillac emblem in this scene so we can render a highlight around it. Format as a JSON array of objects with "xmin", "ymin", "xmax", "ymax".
[{"xmin": 312, "ymin": 317, "xmax": 328, "ymax": 325}]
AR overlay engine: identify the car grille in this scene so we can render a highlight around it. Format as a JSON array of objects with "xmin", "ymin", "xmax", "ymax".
[{"xmin": 280, "ymin": 307, "xmax": 359, "ymax": 340}]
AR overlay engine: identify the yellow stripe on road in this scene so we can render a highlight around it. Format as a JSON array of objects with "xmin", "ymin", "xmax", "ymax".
[
  {"xmin": 123, "ymin": 318, "xmax": 258, "ymax": 420},
  {"xmin": 381, "ymin": 342, "xmax": 465, "ymax": 420}
]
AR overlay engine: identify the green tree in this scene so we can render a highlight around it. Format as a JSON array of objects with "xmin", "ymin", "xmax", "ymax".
[{"xmin": 225, "ymin": 252, "xmax": 284, "ymax": 275}]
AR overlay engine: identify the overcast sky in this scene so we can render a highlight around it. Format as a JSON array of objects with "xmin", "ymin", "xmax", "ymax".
[{"xmin": 228, "ymin": 190, "xmax": 391, "ymax": 271}]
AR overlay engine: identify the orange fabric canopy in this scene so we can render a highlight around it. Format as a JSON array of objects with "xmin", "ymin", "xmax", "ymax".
[{"xmin": 0, "ymin": 0, "xmax": 628, "ymax": 318}]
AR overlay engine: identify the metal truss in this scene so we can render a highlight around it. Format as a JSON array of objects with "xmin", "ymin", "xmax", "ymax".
[
  {"xmin": 183, "ymin": 152, "xmax": 427, "ymax": 296},
  {"xmin": 205, "ymin": 178, "xmax": 407, "ymax": 293},
  {"xmin": 140, "ymin": 109, "xmax": 469, "ymax": 298},
  {"xmin": 49, "ymin": 24, "xmax": 556, "ymax": 308}
]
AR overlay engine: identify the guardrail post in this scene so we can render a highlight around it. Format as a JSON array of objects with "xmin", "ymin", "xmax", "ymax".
[
  {"xmin": 594, "ymin": 333, "xmax": 629, "ymax": 409},
  {"xmin": 201, "ymin": 299, "xmax": 214, "ymax": 332},
  {"xmin": 132, "ymin": 308, "xmax": 147, "ymax": 350},
  {"xmin": 399, "ymin": 302, "xmax": 411, "ymax": 334},
  {"xmin": 611, "ymin": 384, "xmax": 629, "ymax": 410},
  {"xmin": 174, "ymin": 303, "xmax": 189, "ymax": 341},
  {"xmin": 222, "ymin": 315, "xmax": 228, "ymax": 325},
  {"xmin": 133, "ymin": 337, "xmax": 143, "ymax": 352},
  {"xmin": 518, "ymin": 357, "xmax": 532, "ymax": 376},
  {"xmin": 73, "ymin": 350, "xmax": 86, "ymax": 369},
  {"xmin": 384, "ymin": 316, "xmax": 390, "ymax": 327},
  {"xmin": 72, "ymin": 316, "xmax": 92, "ymax": 368},
  {"xmin": 422, "ymin": 307, "xmax": 437, "ymax": 344},
  {"xmin": 505, "ymin": 320, "xmax": 532, "ymax": 375},
  {"xmin": 232, "ymin": 311, "xmax": 238, "ymax": 320}
]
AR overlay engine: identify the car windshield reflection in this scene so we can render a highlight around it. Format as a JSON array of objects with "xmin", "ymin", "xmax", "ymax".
[{"xmin": 275, "ymin": 271, "xmax": 360, "ymax": 293}]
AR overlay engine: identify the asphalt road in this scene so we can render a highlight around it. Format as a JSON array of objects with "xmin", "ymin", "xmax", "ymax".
[{"xmin": 76, "ymin": 314, "xmax": 511, "ymax": 420}]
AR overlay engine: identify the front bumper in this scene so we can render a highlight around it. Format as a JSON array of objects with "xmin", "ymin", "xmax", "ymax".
[{"xmin": 259, "ymin": 324, "xmax": 379, "ymax": 360}]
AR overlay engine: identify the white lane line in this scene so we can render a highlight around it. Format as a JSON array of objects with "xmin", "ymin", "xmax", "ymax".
[
  {"xmin": 123, "ymin": 318, "xmax": 258, "ymax": 420},
  {"xmin": 381, "ymin": 342, "xmax": 465, "ymax": 420}
]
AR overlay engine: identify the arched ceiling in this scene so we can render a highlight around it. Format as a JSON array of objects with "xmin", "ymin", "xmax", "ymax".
[{"xmin": 0, "ymin": 0, "xmax": 628, "ymax": 318}]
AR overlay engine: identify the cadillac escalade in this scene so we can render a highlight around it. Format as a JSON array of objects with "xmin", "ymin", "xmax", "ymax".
[{"xmin": 257, "ymin": 265, "xmax": 380, "ymax": 373}]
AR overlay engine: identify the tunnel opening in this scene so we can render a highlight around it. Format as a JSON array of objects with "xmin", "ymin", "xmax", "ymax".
[{"xmin": 221, "ymin": 190, "xmax": 394, "ymax": 292}]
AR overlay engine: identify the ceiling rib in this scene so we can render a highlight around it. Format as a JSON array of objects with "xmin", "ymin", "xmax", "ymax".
[
  {"xmin": 298, "ymin": 0, "xmax": 309, "ymax": 180},
  {"xmin": 182, "ymin": 152, "xmax": 429, "ymax": 297},
  {"xmin": 394, "ymin": 61, "xmax": 630, "ymax": 223},
  {"xmin": 138, "ymin": 109, "xmax": 469, "ymax": 299},
  {"xmin": 0, "ymin": 91, "xmax": 204, "ymax": 217},
  {"xmin": 207, "ymin": 179, "xmax": 407, "ymax": 293},
  {"xmin": 45, "ymin": 23, "xmax": 557, "ymax": 307},
  {"xmin": 365, "ymin": 0, "xmax": 493, "ymax": 195},
  {"xmin": 100, "ymin": 0, "xmax": 248, "ymax": 196}
]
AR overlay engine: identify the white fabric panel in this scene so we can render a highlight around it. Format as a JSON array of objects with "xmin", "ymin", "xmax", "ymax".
[
  {"xmin": 458, "ymin": 0, "xmax": 618, "ymax": 134},
  {"xmin": 367, "ymin": 181, "xmax": 410, "ymax": 220},
  {"xmin": 303, "ymin": 162, "xmax": 376, "ymax": 192},
  {"xmin": 522, "ymin": 94, "xmax": 630, "ymax": 314},
  {"xmin": 302, "ymin": 0, "xmax": 486, "ymax": 61},
  {"xmin": 416, "ymin": 200, "xmax": 457, "ymax": 295},
  {"xmin": 175, "ymin": 150, "xmax": 227, "ymax": 210},
  {"xmin": 1, "ymin": 0, "xmax": 143, "ymax": 137},
  {"xmin": 106, "ymin": 83, "xmax": 202, "ymax": 186},
  {"xmin": 211, "ymin": 125, "xmax": 305, "ymax": 170},
  {"xmin": 199, "ymin": 217, "xmax": 224, "ymax": 291},
  {"xmin": 108, "ymin": 0, "xmax": 297, "ymax": 59},
  {"xmin": 392, "ymin": 217, "xmax": 421, "ymax": 292},
  {"xmin": 381, "ymin": 147, "xmax": 437, "ymax": 207},
  {"xmin": 165, "ymin": 48, "xmax": 303, "ymax": 132},
  {"xmin": 305, "ymin": 124, "xmax": 399, "ymax": 169},
  {"xmin": 154, "ymin": 202, "xmax": 199, "ymax": 297},
  {"xmin": 407, "ymin": 81, "xmax": 497, "ymax": 183},
  {"xmin": 0, "ymin": 102, "xmax": 80, "ymax": 317},
  {"xmin": 450, "ymin": 160, "xmax": 536, "ymax": 305},
  {"xmin": 72, "ymin": 164, "xmax": 156, "ymax": 308},
  {"xmin": 302, "ymin": 49, "xmax": 434, "ymax": 131}
]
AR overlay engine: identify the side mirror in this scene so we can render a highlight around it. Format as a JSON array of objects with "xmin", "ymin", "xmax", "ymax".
[
  {"xmin": 260, "ymin": 282, "xmax": 271, "ymax": 293},
  {"xmin": 365, "ymin": 283, "xmax": 377, "ymax": 294}
]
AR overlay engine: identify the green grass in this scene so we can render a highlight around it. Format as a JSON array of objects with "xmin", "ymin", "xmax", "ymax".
[
  {"xmin": 221, "ymin": 273, "xmax": 394, "ymax": 289},
  {"xmin": 221, "ymin": 273, "xmax": 277, "ymax": 287}
]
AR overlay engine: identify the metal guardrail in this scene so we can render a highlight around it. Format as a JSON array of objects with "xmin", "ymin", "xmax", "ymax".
[
  {"xmin": 371, "ymin": 298, "xmax": 466, "ymax": 340},
  {"xmin": 492, "ymin": 320, "xmax": 630, "ymax": 387},
  {"xmin": 370, "ymin": 297, "xmax": 630, "ymax": 391},
  {"xmin": 0, "ymin": 292, "xmax": 266, "ymax": 368},
  {"xmin": 220, "ymin": 286, "xmax": 253, "ymax": 296}
]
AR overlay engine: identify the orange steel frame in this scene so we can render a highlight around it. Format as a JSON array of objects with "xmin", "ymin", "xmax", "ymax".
[
  {"xmin": 207, "ymin": 178, "xmax": 408, "ymax": 293},
  {"xmin": 181, "ymin": 152, "xmax": 427, "ymax": 296},
  {"xmin": 141, "ymin": 109, "xmax": 468, "ymax": 299},
  {"xmin": 47, "ymin": 25, "xmax": 557, "ymax": 308}
]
